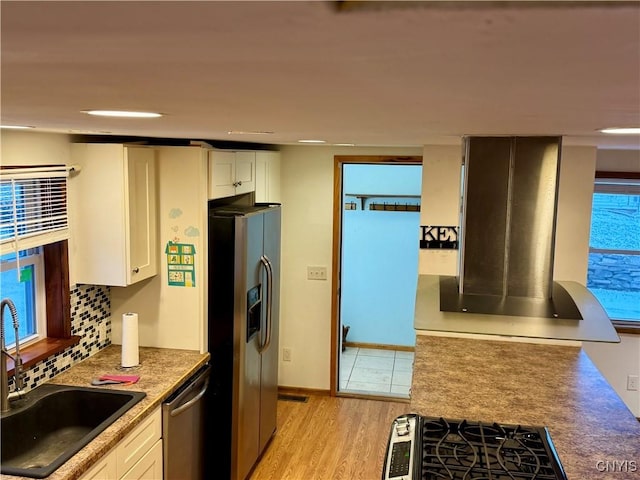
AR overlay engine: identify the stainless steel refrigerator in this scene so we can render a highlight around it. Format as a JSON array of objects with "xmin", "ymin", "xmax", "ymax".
[{"xmin": 205, "ymin": 203, "xmax": 281, "ymax": 480}]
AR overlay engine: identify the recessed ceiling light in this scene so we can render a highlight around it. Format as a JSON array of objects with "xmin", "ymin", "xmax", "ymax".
[
  {"xmin": 68, "ymin": 129, "xmax": 113, "ymax": 134},
  {"xmin": 1, "ymin": 125, "xmax": 34, "ymax": 129},
  {"xmin": 298, "ymin": 139, "xmax": 326, "ymax": 144},
  {"xmin": 227, "ymin": 130, "xmax": 274, "ymax": 135},
  {"xmin": 599, "ymin": 127, "xmax": 640, "ymax": 135},
  {"xmin": 83, "ymin": 110, "xmax": 162, "ymax": 118}
]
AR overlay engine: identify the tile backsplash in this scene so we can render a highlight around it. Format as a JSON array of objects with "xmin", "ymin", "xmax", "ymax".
[{"xmin": 11, "ymin": 284, "xmax": 111, "ymax": 391}]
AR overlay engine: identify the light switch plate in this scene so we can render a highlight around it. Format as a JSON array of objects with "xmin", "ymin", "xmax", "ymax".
[{"xmin": 307, "ymin": 266, "xmax": 327, "ymax": 280}]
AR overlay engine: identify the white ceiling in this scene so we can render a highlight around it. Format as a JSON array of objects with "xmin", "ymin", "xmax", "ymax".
[{"xmin": 1, "ymin": 1, "xmax": 639, "ymax": 149}]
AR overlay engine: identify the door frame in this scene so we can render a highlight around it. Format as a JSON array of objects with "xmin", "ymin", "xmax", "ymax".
[{"xmin": 330, "ymin": 155, "xmax": 423, "ymax": 397}]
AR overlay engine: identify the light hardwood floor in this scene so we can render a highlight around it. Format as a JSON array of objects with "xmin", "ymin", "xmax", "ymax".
[{"xmin": 249, "ymin": 394, "xmax": 410, "ymax": 480}]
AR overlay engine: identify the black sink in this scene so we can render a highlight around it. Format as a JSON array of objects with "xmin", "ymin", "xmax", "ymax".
[{"xmin": 1, "ymin": 383, "xmax": 146, "ymax": 478}]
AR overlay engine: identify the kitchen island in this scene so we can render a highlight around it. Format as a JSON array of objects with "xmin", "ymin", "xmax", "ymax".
[
  {"xmin": 1, "ymin": 345, "xmax": 209, "ymax": 480},
  {"xmin": 410, "ymin": 334, "xmax": 640, "ymax": 479}
]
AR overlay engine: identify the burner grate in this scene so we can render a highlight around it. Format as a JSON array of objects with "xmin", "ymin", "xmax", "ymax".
[{"xmin": 420, "ymin": 417, "xmax": 566, "ymax": 480}]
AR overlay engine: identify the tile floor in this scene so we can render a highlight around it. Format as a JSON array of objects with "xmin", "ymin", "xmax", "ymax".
[{"xmin": 339, "ymin": 346, "xmax": 414, "ymax": 398}]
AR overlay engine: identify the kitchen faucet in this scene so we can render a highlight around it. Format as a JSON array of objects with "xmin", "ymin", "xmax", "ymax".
[{"xmin": 1, "ymin": 298, "xmax": 26, "ymax": 413}]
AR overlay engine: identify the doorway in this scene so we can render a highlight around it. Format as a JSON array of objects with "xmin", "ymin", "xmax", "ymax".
[{"xmin": 331, "ymin": 155, "xmax": 422, "ymax": 400}]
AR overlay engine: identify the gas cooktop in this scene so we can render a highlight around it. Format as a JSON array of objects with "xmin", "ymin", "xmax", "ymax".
[{"xmin": 383, "ymin": 414, "xmax": 568, "ymax": 480}]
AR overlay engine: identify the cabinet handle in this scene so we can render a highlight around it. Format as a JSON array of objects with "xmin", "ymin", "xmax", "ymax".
[
  {"xmin": 237, "ymin": 181, "xmax": 242, "ymax": 186},
  {"xmin": 132, "ymin": 267, "xmax": 140, "ymax": 274}
]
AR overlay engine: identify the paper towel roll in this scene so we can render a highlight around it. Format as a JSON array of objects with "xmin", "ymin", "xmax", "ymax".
[{"xmin": 121, "ymin": 312, "xmax": 139, "ymax": 368}]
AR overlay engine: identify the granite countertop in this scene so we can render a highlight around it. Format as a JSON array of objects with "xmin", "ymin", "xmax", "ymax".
[
  {"xmin": 1, "ymin": 345, "xmax": 210, "ymax": 480},
  {"xmin": 410, "ymin": 334, "xmax": 640, "ymax": 479}
]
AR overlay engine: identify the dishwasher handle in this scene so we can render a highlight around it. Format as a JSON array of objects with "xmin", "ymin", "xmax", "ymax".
[{"xmin": 165, "ymin": 365, "xmax": 210, "ymax": 418}]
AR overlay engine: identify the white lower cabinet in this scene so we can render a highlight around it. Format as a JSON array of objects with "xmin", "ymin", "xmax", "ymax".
[
  {"xmin": 80, "ymin": 454, "xmax": 117, "ymax": 480},
  {"xmin": 119, "ymin": 441, "xmax": 162, "ymax": 480},
  {"xmin": 80, "ymin": 408, "xmax": 162, "ymax": 480}
]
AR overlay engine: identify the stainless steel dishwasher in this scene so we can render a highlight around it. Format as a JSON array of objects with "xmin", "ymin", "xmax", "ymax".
[{"xmin": 162, "ymin": 364, "xmax": 210, "ymax": 480}]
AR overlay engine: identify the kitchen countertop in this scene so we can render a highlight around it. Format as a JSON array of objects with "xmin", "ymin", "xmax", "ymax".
[
  {"xmin": 1, "ymin": 345, "xmax": 210, "ymax": 480},
  {"xmin": 410, "ymin": 334, "xmax": 640, "ymax": 479}
]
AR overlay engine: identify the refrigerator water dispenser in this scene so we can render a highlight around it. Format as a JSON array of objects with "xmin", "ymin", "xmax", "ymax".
[{"xmin": 247, "ymin": 285, "xmax": 262, "ymax": 342}]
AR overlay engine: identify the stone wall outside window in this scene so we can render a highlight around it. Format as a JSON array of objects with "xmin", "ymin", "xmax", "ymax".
[{"xmin": 588, "ymin": 253, "xmax": 640, "ymax": 293}]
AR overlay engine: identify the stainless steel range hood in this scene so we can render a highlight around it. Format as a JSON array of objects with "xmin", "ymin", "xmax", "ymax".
[
  {"xmin": 415, "ymin": 136, "xmax": 620, "ymax": 343},
  {"xmin": 462, "ymin": 137, "xmax": 559, "ymax": 300}
]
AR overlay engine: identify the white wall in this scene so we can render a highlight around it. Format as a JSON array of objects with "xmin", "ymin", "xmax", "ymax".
[
  {"xmin": 111, "ymin": 146, "xmax": 208, "ymax": 353},
  {"xmin": 419, "ymin": 143, "xmax": 463, "ymax": 276},
  {"xmin": 596, "ymin": 149, "xmax": 640, "ymax": 172},
  {"xmin": 584, "ymin": 333, "xmax": 640, "ymax": 416},
  {"xmin": 1, "ymin": 130, "xmax": 71, "ymax": 166},
  {"xmin": 277, "ymin": 145, "xmax": 422, "ymax": 390}
]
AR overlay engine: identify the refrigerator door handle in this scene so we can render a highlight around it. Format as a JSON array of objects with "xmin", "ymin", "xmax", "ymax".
[{"xmin": 259, "ymin": 255, "xmax": 273, "ymax": 354}]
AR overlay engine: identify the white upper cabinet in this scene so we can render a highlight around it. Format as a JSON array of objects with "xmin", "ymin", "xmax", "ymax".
[
  {"xmin": 69, "ymin": 143, "xmax": 158, "ymax": 287},
  {"xmin": 207, "ymin": 150, "xmax": 236, "ymax": 198},
  {"xmin": 254, "ymin": 151, "xmax": 281, "ymax": 203},
  {"xmin": 234, "ymin": 151, "xmax": 256, "ymax": 195},
  {"xmin": 208, "ymin": 150, "xmax": 256, "ymax": 199}
]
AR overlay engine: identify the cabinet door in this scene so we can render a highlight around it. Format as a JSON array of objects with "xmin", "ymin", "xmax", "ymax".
[
  {"xmin": 126, "ymin": 147, "xmax": 158, "ymax": 284},
  {"xmin": 208, "ymin": 150, "xmax": 237, "ymax": 199},
  {"xmin": 70, "ymin": 143, "xmax": 127, "ymax": 286},
  {"xmin": 116, "ymin": 408, "xmax": 162, "ymax": 478},
  {"xmin": 70, "ymin": 143, "xmax": 158, "ymax": 287},
  {"xmin": 119, "ymin": 440, "xmax": 163, "ymax": 480},
  {"xmin": 80, "ymin": 450, "xmax": 117, "ymax": 480},
  {"xmin": 255, "ymin": 151, "xmax": 281, "ymax": 203},
  {"xmin": 234, "ymin": 151, "xmax": 256, "ymax": 195}
]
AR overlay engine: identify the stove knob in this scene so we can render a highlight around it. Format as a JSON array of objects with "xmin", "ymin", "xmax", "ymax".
[{"xmin": 395, "ymin": 420, "xmax": 411, "ymax": 436}]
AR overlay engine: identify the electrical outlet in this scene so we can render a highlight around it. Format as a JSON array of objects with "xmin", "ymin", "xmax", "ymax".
[
  {"xmin": 98, "ymin": 322, "xmax": 107, "ymax": 343},
  {"xmin": 283, "ymin": 347, "xmax": 292, "ymax": 362},
  {"xmin": 627, "ymin": 375, "xmax": 639, "ymax": 391},
  {"xmin": 307, "ymin": 266, "xmax": 327, "ymax": 280}
]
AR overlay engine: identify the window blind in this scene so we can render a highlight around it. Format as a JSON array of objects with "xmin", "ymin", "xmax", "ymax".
[
  {"xmin": 0, "ymin": 166, "xmax": 71, "ymax": 255},
  {"xmin": 595, "ymin": 178, "xmax": 640, "ymax": 195}
]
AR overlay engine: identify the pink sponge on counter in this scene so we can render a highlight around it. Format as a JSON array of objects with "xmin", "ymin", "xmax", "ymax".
[{"xmin": 99, "ymin": 374, "xmax": 140, "ymax": 384}]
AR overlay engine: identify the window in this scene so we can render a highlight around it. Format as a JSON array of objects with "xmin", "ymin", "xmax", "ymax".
[
  {"xmin": 1, "ymin": 166, "xmax": 76, "ymax": 365},
  {"xmin": 1, "ymin": 249, "xmax": 46, "ymax": 347},
  {"xmin": 587, "ymin": 172, "xmax": 640, "ymax": 325}
]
